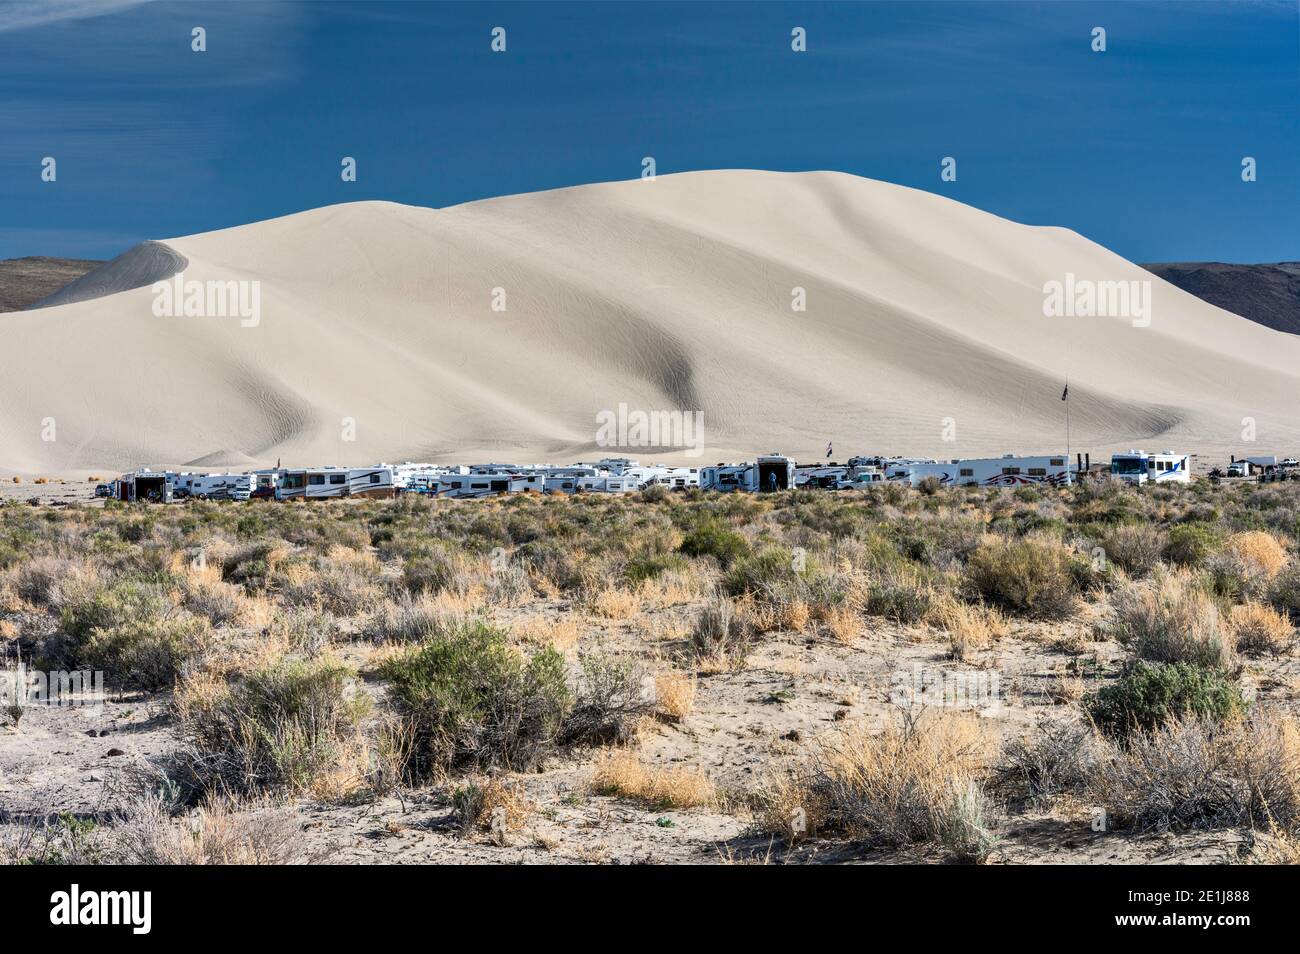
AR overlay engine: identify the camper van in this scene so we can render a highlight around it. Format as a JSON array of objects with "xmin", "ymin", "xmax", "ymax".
[
  {"xmin": 435, "ymin": 473, "xmax": 544, "ymax": 498},
  {"xmin": 275, "ymin": 466, "xmax": 395, "ymax": 500},
  {"xmin": 887, "ymin": 455, "xmax": 1072, "ymax": 488},
  {"xmin": 1110, "ymin": 451, "xmax": 1190, "ymax": 485}
]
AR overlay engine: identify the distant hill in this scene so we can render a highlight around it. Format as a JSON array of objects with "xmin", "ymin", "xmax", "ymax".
[
  {"xmin": 1143, "ymin": 262, "xmax": 1300, "ymax": 336},
  {"xmin": 0, "ymin": 256, "xmax": 102, "ymax": 312}
]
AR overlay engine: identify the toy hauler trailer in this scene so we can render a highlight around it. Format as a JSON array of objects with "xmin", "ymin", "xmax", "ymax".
[
  {"xmin": 116, "ymin": 470, "xmax": 174, "ymax": 503},
  {"xmin": 1110, "ymin": 451, "xmax": 1190, "ymax": 485},
  {"xmin": 276, "ymin": 467, "xmax": 395, "ymax": 500},
  {"xmin": 701, "ymin": 455, "xmax": 796, "ymax": 492},
  {"xmin": 886, "ymin": 454, "xmax": 1072, "ymax": 488}
]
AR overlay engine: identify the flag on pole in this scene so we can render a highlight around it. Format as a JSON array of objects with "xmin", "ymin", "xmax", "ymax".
[
  {"xmin": 1061, "ymin": 384, "xmax": 1069, "ymax": 401},
  {"xmin": 826, "ymin": 441, "xmax": 833, "ymax": 459}
]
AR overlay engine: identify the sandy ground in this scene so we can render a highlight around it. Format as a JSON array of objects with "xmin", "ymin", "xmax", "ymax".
[
  {"xmin": 5, "ymin": 588, "xmax": 1293, "ymax": 864},
  {"xmin": 3, "ymin": 170, "xmax": 1300, "ymax": 476}
]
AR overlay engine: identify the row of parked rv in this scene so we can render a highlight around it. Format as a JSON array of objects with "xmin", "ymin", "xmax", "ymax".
[{"xmin": 100, "ymin": 449, "xmax": 1205, "ymax": 504}]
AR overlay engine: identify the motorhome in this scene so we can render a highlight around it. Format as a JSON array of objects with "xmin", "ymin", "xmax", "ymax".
[
  {"xmin": 435, "ymin": 473, "xmax": 545, "ymax": 498},
  {"xmin": 275, "ymin": 466, "xmax": 395, "ymax": 500},
  {"xmin": 886, "ymin": 454, "xmax": 1072, "ymax": 488},
  {"xmin": 1110, "ymin": 450, "xmax": 1190, "ymax": 485},
  {"xmin": 701, "ymin": 455, "xmax": 796, "ymax": 492}
]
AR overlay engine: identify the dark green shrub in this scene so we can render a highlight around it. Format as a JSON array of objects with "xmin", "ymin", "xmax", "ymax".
[
  {"xmin": 678, "ymin": 518, "xmax": 749, "ymax": 569},
  {"xmin": 379, "ymin": 622, "xmax": 570, "ymax": 777},
  {"xmin": 1164, "ymin": 522, "xmax": 1224, "ymax": 568},
  {"xmin": 1085, "ymin": 661, "xmax": 1245, "ymax": 740},
  {"xmin": 625, "ymin": 553, "xmax": 689, "ymax": 584},
  {"xmin": 965, "ymin": 533, "xmax": 1081, "ymax": 620}
]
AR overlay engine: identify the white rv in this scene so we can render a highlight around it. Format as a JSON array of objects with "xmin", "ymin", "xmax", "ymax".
[
  {"xmin": 575, "ymin": 475, "xmax": 637, "ymax": 493},
  {"xmin": 276, "ymin": 466, "xmax": 396, "ymax": 500},
  {"xmin": 435, "ymin": 473, "xmax": 544, "ymax": 498},
  {"xmin": 887, "ymin": 454, "xmax": 1071, "ymax": 488},
  {"xmin": 795, "ymin": 464, "xmax": 850, "ymax": 489},
  {"xmin": 180, "ymin": 473, "xmax": 254, "ymax": 501},
  {"xmin": 625, "ymin": 466, "xmax": 701, "ymax": 490},
  {"xmin": 1110, "ymin": 450, "xmax": 1190, "ymax": 485}
]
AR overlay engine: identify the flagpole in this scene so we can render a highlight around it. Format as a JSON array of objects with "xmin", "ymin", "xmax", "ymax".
[{"xmin": 1065, "ymin": 377, "xmax": 1071, "ymax": 482}]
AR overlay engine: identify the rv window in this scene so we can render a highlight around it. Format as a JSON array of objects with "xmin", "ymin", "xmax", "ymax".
[
  {"xmin": 959, "ymin": 468, "xmax": 973, "ymax": 477},
  {"xmin": 1029, "ymin": 468, "xmax": 1046, "ymax": 476},
  {"xmin": 283, "ymin": 474, "xmax": 305, "ymax": 489},
  {"xmin": 471, "ymin": 483, "xmax": 488, "ymax": 490},
  {"xmin": 1002, "ymin": 467, "xmax": 1021, "ymax": 475},
  {"xmin": 330, "ymin": 474, "xmax": 346, "ymax": 485},
  {"xmin": 1050, "ymin": 459, "xmax": 1064, "ymax": 466},
  {"xmin": 308, "ymin": 475, "xmax": 325, "ymax": 486},
  {"xmin": 370, "ymin": 474, "xmax": 381, "ymax": 483}
]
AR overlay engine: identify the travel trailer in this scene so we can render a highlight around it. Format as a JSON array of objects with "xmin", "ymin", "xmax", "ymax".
[
  {"xmin": 886, "ymin": 454, "xmax": 1072, "ymax": 488},
  {"xmin": 179, "ymin": 473, "xmax": 254, "ymax": 501},
  {"xmin": 575, "ymin": 475, "xmax": 637, "ymax": 493},
  {"xmin": 435, "ymin": 473, "xmax": 545, "ymax": 498},
  {"xmin": 1110, "ymin": 451, "xmax": 1191, "ymax": 485},
  {"xmin": 701, "ymin": 455, "xmax": 796, "ymax": 492},
  {"xmin": 275, "ymin": 466, "xmax": 396, "ymax": 500},
  {"xmin": 795, "ymin": 464, "xmax": 850, "ymax": 489},
  {"xmin": 625, "ymin": 466, "xmax": 701, "ymax": 490}
]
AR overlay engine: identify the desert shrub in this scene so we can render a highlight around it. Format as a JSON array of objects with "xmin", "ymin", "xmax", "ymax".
[
  {"xmin": 485, "ymin": 563, "xmax": 532, "ymax": 607},
  {"xmin": 451, "ymin": 777, "xmax": 533, "ymax": 836},
  {"xmin": 1228, "ymin": 601, "xmax": 1295, "ymax": 657},
  {"xmin": 690, "ymin": 595, "xmax": 754, "ymax": 669},
  {"xmin": 933, "ymin": 598, "xmax": 1005, "ymax": 661},
  {"xmin": 1087, "ymin": 713, "xmax": 1300, "ymax": 833},
  {"xmin": 216, "ymin": 539, "xmax": 288, "ymax": 587},
  {"xmin": 53, "ymin": 580, "xmax": 208, "ymax": 691},
  {"xmin": 591, "ymin": 749, "xmax": 714, "ymax": 809},
  {"xmin": 400, "ymin": 546, "xmax": 467, "ymax": 596},
  {"xmin": 174, "ymin": 657, "xmax": 367, "ymax": 796},
  {"xmin": 653, "ymin": 670, "xmax": 697, "ymax": 721},
  {"xmin": 1084, "ymin": 661, "xmax": 1245, "ymax": 740},
  {"xmin": 110, "ymin": 793, "xmax": 311, "ymax": 864},
  {"xmin": 1164, "ymin": 522, "xmax": 1224, "ymax": 568},
  {"xmin": 865, "ymin": 564, "xmax": 935, "ymax": 623},
  {"xmin": 275, "ymin": 550, "xmax": 383, "ymax": 616},
  {"xmin": 678, "ymin": 519, "xmax": 749, "ymax": 569},
  {"xmin": 1268, "ymin": 564, "xmax": 1300, "ymax": 621},
  {"xmin": 917, "ymin": 476, "xmax": 942, "ymax": 496},
  {"xmin": 723, "ymin": 546, "xmax": 796, "ymax": 597},
  {"xmin": 379, "ymin": 622, "xmax": 570, "ymax": 778},
  {"xmin": 11, "ymin": 555, "xmax": 81, "ymax": 608},
  {"xmin": 561, "ymin": 653, "xmax": 648, "ymax": 746},
  {"xmin": 368, "ymin": 594, "xmax": 468, "ymax": 643},
  {"xmin": 625, "ymin": 553, "xmax": 689, "ymax": 584},
  {"xmin": 1208, "ymin": 531, "xmax": 1289, "ymax": 600},
  {"xmin": 514, "ymin": 539, "xmax": 589, "ymax": 593},
  {"xmin": 763, "ymin": 713, "xmax": 994, "ymax": 857},
  {"xmin": 995, "ymin": 718, "xmax": 1096, "ymax": 803},
  {"xmin": 1106, "ymin": 571, "xmax": 1236, "ymax": 671},
  {"xmin": 1100, "ymin": 524, "xmax": 1167, "ymax": 577},
  {"xmin": 964, "ymin": 532, "xmax": 1081, "ymax": 620}
]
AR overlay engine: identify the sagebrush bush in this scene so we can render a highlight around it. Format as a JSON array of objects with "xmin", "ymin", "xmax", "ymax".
[
  {"xmin": 1101, "ymin": 524, "xmax": 1167, "ymax": 577},
  {"xmin": 1106, "ymin": 571, "xmax": 1236, "ymax": 671},
  {"xmin": 175, "ymin": 657, "xmax": 367, "ymax": 796},
  {"xmin": 965, "ymin": 532, "xmax": 1081, "ymax": 619},
  {"xmin": 690, "ymin": 595, "xmax": 754, "ymax": 669},
  {"xmin": 678, "ymin": 519, "xmax": 749, "ymax": 569},
  {"xmin": 1085, "ymin": 660, "xmax": 1246, "ymax": 739},
  {"xmin": 379, "ymin": 621, "xmax": 570, "ymax": 778},
  {"xmin": 1164, "ymin": 522, "xmax": 1224, "ymax": 568}
]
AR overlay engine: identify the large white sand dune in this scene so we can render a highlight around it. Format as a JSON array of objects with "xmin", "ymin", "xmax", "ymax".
[{"xmin": 2, "ymin": 169, "xmax": 1298, "ymax": 474}]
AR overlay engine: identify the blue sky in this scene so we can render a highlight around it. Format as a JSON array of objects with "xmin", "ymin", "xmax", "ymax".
[{"xmin": 1, "ymin": 0, "xmax": 1296, "ymax": 262}]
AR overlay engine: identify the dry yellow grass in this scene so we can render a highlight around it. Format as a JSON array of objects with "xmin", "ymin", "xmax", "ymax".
[
  {"xmin": 1226, "ymin": 531, "xmax": 1289, "ymax": 581},
  {"xmin": 933, "ymin": 598, "xmax": 1006, "ymax": 661},
  {"xmin": 1229, "ymin": 601, "xmax": 1295, "ymax": 657},
  {"xmin": 823, "ymin": 604, "xmax": 859, "ymax": 642},
  {"xmin": 587, "ymin": 586, "xmax": 640, "ymax": 620},
  {"xmin": 591, "ymin": 749, "xmax": 715, "ymax": 809},
  {"xmin": 455, "ymin": 777, "xmax": 534, "ymax": 837},
  {"xmin": 512, "ymin": 614, "xmax": 581, "ymax": 651},
  {"xmin": 654, "ymin": 670, "xmax": 697, "ymax": 721}
]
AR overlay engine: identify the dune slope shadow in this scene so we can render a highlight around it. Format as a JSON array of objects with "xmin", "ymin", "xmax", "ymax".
[{"xmin": 26, "ymin": 240, "xmax": 188, "ymax": 310}]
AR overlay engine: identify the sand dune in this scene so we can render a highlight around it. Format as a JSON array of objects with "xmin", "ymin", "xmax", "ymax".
[{"xmin": 2, "ymin": 169, "xmax": 1299, "ymax": 475}]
